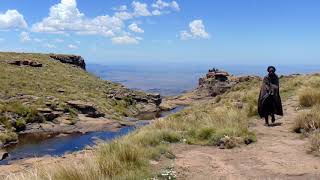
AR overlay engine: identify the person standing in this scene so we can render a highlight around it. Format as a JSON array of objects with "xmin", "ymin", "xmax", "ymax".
[{"xmin": 258, "ymin": 66, "xmax": 283, "ymax": 126}]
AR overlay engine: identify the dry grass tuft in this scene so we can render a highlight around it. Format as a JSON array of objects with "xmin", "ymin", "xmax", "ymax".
[
  {"xmin": 293, "ymin": 106, "xmax": 320, "ymax": 133},
  {"xmin": 310, "ymin": 131, "xmax": 320, "ymax": 156},
  {"xmin": 298, "ymin": 87, "xmax": 320, "ymax": 107}
]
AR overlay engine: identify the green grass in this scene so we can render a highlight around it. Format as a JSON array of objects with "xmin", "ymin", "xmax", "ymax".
[{"xmin": 0, "ymin": 52, "xmax": 145, "ymax": 118}]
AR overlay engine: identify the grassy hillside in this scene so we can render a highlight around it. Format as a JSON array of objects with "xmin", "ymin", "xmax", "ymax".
[
  {"xmin": 0, "ymin": 52, "xmax": 154, "ymax": 146},
  {"xmin": 0, "ymin": 52, "xmax": 130, "ymax": 114}
]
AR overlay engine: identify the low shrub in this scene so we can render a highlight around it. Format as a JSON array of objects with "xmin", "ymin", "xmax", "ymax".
[
  {"xmin": 293, "ymin": 106, "xmax": 320, "ymax": 133},
  {"xmin": 298, "ymin": 87, "xmax": 320, "ymax": 107}
]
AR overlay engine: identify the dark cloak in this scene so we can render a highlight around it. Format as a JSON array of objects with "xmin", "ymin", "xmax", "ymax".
[{"xmin": 258, "ymin": 74, "xmax": 283, "ymax": 118}]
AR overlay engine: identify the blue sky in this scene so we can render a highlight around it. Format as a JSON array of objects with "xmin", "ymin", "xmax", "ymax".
[{"xmin": 0, "ymin": 0, "xmax": 320, "ymax": 65}]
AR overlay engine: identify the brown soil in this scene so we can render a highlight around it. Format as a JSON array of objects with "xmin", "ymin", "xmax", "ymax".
[{"xmin": 173, "ymin": 97, "xmax": 320, "ymax": 179}]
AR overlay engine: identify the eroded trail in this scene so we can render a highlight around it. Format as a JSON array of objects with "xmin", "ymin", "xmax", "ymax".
[{"xmin": 174, "ymin": 97, "xmax": 320, "ymax": 179}]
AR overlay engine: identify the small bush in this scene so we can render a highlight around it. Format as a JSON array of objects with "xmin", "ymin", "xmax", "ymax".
[
  {"xmin": 293, "ymin": 106, "xmax": 320, "ymax": 133},
  {"xmin": 310, "ymin": 131, "xmax": 320, "ymax": 155},
  {"xmin": 0, "ymin": 131, "xmax": 18, "ymax": 144},
  {"xmin": 197, "ymin": 127, "xmax": 215, "ymax": 140},
  {"xmin": 14, "ymin": 118, "xmax": 27, "ymax": 131},
  {"xmin": 298, "ymin": 87, "xmax": 320, "ymax": 107},
  {"xmin": 4, "ymin": 101, "xmax": 30, "ymax": 116}
]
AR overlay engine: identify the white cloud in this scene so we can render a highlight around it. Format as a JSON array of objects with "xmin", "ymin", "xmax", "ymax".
[
  {"xmin": 152, "ymin": 0, "xmax": 180, "ymax": 11},
  {"xmin": 128, "ymin": 23, "xmax": 144, "ymax": 33},
  {"xmin": 68, "ymin": 44, "xmax": 78, "ymax": 49},
  {"xmin": 179, "ymin": 30, "xmax": 193, "ymax": 40},
  {"xmin": 114, "ymin": 11, "xmax": 133, "ymax": 20},
  {"xmin": 152, "ymin": 10, "xmax": 162, "ymax": 16},
  {"xmin": 180, "ymin": 20, "xmax": 210, "ymax": 40},
  {"xmin": 32, "ymin": 0, "xmax": 84, "ymax": 33},
  {"xmin": 31, "ymin": 0, "xmax": 180, "ymax": 45},
  {"xmin": 132, "ymin": 1, "xmax": 151, "ymax": 17},
  {"xmin": 112, "ymin": 35, "xmax": 140, "ymax": 45},
  {"xmin": 32, "ymin": 0, "xmax": 125, "ymax": 38},
  {"xmin": 0, "ymin": 10, "xmax": 28, "ymax": 29},
  {"xmin": 43, "ymin": 43, "xmax": 56, "ymax": 48},
  {"xmin": 20, "ymin": 31, "xmax": 31, "ymax": 42}
]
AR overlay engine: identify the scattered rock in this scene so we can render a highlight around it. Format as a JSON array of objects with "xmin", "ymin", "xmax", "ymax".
[
  {"xmin": 218, "ymin": 136, "xmax": 243, "ymax": 149},
  {"xmin": 37, "ymin": 108, "xmax": 53, "ymax": 113},
  {"xmin": 0, "ymin": 150, "xmax": 9, "ymax": 161},
  {"xmin": 50, "ymin": 54, "xmax": 86, "ymax": 70},
  {"xmin": 57, "ymin": 88, "xmax": 66, "ymax": 93}
]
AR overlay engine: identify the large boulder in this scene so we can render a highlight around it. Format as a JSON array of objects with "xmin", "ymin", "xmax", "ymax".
[{"xmin": 50, "ymin": 54, "xmax": 86, "ymax": 70}]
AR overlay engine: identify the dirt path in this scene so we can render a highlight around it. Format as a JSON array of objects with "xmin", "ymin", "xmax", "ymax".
[{"xmin": 174, "ymin": 97, "xmax": 320, "ymax": 179}]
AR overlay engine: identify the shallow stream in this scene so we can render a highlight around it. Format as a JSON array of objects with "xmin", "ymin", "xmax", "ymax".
[{"xmin": 0, "ymin": 106, "xmax": 185, "ymax": 165}]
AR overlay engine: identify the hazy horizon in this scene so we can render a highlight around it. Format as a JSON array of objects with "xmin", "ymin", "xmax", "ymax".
[{"xmin": 88, "ymin": 63, "xmax": 320, "ymax": 96}]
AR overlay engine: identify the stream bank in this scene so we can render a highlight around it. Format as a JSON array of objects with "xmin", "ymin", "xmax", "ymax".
[{"xmin": 0, "ymin": 106, "xmax": 185, "ymax": 165}]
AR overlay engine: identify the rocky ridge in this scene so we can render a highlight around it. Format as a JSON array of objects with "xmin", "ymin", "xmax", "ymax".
[{"xmin": 49, "ymin": 54, "xmax": 86, "ymax": 70}]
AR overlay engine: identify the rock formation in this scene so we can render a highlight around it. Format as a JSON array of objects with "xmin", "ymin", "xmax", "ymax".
[
  {"xmin": 106, "ymin": 87, "xmax": 162, "ymax": 115},
  {"xmin": 67, "ymin": 100, "xmax": 105, "ymax": 118},
  {"xmin": 196, "ymin": 68, "xmax": 237, "ymax": 97},
  {"xmin": 7, "ymin": 60, "xmax": 42, "ymax": 67},
  {"xmin": 49, "ymin": 54, "xmax": 86, "ymax": 70},
  {"xmin": 195, "ymin": 68, "xmax": 261, "ymax": 98}
]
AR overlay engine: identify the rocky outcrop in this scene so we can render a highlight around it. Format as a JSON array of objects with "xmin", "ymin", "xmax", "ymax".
[
  {"xmin": 67, "ymin": 100, "xmax": 105, "ymax": 118},
  {"xmin": 7, "ymin": 60, "xmax": 42, "ymax": 67},
  {"xmin": 49, "ymin": 54, "xmax": 86, "ymax": 70},
  {"xmin": 196, "ymin": 68, "xmax": 237, "ymax": 97},
  {"xmin": 106, "ymin": 88, "xmax": 162, "ymax": 114},
  {"xmin": 196, "ymin": 68, "xmax": 261, "ymax": 98}
]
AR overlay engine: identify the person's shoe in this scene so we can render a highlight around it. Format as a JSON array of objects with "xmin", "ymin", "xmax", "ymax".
[{"xmin": 271, "ymin": 115, "xmax": 276, "ymax": 123}]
